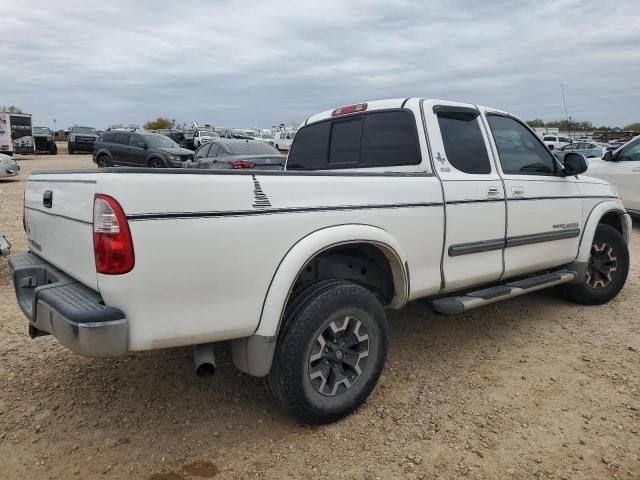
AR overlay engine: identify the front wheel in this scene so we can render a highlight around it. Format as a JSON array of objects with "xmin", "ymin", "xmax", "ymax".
[
  {"xmin": 268, "ymin": 281, "xmax": 388, "ymax": 424},
  {"xmin": 148, "ymin": 158, "xmax": 165, "ymax": 168},
  {"xmin": 96, "ymin": 155, "xmax": 111, "ymax": 168},
  {"xmin": 560, "ymin": 224, "xmax": 629, "ymax": 305}
]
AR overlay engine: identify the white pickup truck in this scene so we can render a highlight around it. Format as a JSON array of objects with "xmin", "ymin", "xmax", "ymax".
[{"xmin": 10, "ymin": 98, "xmax": 631, "ymax": 424}]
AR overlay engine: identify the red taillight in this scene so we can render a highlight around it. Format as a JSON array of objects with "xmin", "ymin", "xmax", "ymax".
[
  {"xmin": 229, "ymin": 160, "xmax": 254, "ymax": 169},
  {"xmin": 93, "ymin": 194, "xmax": 134, "ymax": 275},
  {"xmin": 331, "ymin": 103, "xmax": 368, "ymax": 116}
]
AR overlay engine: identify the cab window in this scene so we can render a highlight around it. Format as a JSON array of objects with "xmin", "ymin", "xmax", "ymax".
[
  {"xmin": 487, "ymin": 115, "xmax": 558, "ymax": 175},
  {"xmin": 437, "ymin": 112, "xmax": 491, "ymax": 174}
]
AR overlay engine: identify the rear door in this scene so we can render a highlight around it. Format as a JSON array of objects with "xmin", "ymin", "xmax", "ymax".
[
  {"xmin": 128, "ymin": 133, "xmax": 147, "ymax": 166},
  {"xmin": 422, "ymin": 100, "xmax": 506, "ymax": 291},
  {"xmin": 110, "ymin": 132, "xmax": 131, "ymax": 165},
  {"xmin": 483, "ymin": 112, "xmax": 582, "ymax": 278},
  {"xmin": 24, "ymin": 174, "xmax": 99, "ymax": 289}
]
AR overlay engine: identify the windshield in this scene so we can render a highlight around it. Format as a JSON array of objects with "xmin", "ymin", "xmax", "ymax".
[
  {"xmin": 71, "ymin": 127, "xmax": 97, "ymax": 134},
  {"xmin": 199, "ymin": 131, "xmax": 216, "ymax": 137},
  {"xmin": 261, "ymin": 134, "xmax": 274, "ymax": 139},
  {"xmin": 33, "ymin": 127, "xmax": 50, "ymax": 134},
  {"xmin": 143, "ymin": 134, "xmax": 179, "ymax": 148},
  {"xmin": 228, "ymin": 141, "xmax": 280, "ymax": 155}
]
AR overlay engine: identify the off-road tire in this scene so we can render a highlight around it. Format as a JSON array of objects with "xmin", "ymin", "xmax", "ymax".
[
  {"xmin": 268, "ymin": 281, "xmax": 388, "ymax": 424},
  {"xmin": 560, "ymin": 224, "xmax": 629, "ymax": 305}
]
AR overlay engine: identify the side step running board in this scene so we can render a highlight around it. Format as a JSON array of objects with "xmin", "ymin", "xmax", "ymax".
[{"xmin": 431, "ymin": 271, "xmax": 576, "ymax": 314}]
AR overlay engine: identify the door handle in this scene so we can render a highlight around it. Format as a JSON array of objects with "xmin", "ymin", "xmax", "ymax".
[
  {"xmin": 512, "ymin": 186, "xmax": 525, "ymax": 197},
  {"xmin": 486, "ymin": 186, "xmax": 501, "ymax": 197}
]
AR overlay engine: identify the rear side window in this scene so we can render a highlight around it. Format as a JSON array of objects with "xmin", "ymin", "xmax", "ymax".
[
  {"xmin": 437, "ymin": 113, "xmax": 491, "ymax": 174},
  {"xmin": 287, "ymin": 121, "xmax": 330, "ymax": 169},
  {"xmin": 487, "ymin": 115, "xmax": 558, "ymax": 175},
  {"xmin": 113, "ymin": 133, "xmax": 130, "ymax": 145},
  {"xmin": 543, "ymin": 136, "xmax": 555, "ymax": 141},
  {"xmin": 101, "ymin": 132, "xmax": 115, "ymax": 142},
  {"xmin": 287, "ymin": 110, "xmax": 420, "ymax": 170}
]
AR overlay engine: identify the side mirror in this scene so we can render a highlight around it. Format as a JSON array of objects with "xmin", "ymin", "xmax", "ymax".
[
  {"xmin": 137, "ymin": 141, "xmax": 147, "ymax": 149},
  {"xmin": 603, "ymin": 150, "xmax": 612, "ymax": 162},
  {"xmin": 563, "ymin": 152, "xmax": 588, "ymax": 176}
]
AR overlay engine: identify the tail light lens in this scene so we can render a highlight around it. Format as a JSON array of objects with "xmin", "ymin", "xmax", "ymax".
[
  {"xmin": 229, "ymin": 160, "xmax": 254, "ymax": 168},
  {"xmin": 93, "ymin": 194, "xmax": 134, "ymax": 274}
]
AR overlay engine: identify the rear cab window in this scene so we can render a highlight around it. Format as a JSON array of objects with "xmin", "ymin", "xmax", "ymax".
[{"xmin": 287, "ymin": 110, "xmax": 421, "ymax": 170}]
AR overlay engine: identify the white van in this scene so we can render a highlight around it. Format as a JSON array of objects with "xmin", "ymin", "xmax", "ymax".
[{"xmin": 273, "ymin": 130, "xmax": 296, "ymax": 151}]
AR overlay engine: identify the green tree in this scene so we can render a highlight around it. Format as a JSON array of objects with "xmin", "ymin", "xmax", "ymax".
[
  {"xmin": 143, "ymin": 117, "xmax": 174, "ymax": 130},
  {"xmin": 623, "ymin": 122, "xmax": 640, "ymax": 131},
  {"xmin": 1, "ymin": 105, "xmax": 23, "ymax": 113},
  {"xmin": 526, "ymin": 119, "xmax": 545, "ymax": 128}
]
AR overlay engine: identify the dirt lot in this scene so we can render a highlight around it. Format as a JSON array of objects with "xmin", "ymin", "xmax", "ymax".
[{"xmin": 0, "ymin": 154, "xmax": 638, "ymax": 480}]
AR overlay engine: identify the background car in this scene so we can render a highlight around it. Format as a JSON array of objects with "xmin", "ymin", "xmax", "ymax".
[
  {"xmin": 541, "ymin": 134, "xmax": 571, "ymax": 150},
  {"xmin": 93, "ymin": 131, "xmax": 194, "ymax": 168},
  {"xmin": 32, "ymin": 127, "xmax": 57, "ymax": 154},
  {"xmin": 193, "ymin": 129, "xmax": 219, "ymax": 148},
  {"xmin": 68, "ymin": 126, "xmax": 99, "ymax": 154},
  {"xmin": 586, "ymin": 136, "xmax": 640, "ymax": 217},
  {"xmin": 553, "ymin": 142, "xmax": 607, "ymax": 162},
  {"xmin": 185, "ymin": 139, "xmax": 285, "ymax": 170},
  {"xmin": 0, "ymin": 153, "xmax": 20, "ymax": 178}
]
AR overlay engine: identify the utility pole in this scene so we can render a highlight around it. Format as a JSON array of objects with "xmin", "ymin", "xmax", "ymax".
[{"xmin": 561, "ymin": 83, "xmax": 571, "ymax": 139}]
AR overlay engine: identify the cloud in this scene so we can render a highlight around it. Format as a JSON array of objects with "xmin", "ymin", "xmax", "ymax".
[{"xmin": 1, "ymin": 0, "xmax": 638, "ymax": 129}]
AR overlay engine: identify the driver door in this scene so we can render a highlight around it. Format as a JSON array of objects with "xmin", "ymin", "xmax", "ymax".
[{"xmin": 483, "ymin": 112, "xmax": 582, "ymax": 278}]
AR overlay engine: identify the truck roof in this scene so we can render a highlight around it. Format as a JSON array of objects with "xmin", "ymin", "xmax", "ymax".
[{"xmin": 303, "ymin": 98, "xmax": 511, "ymax": 126}]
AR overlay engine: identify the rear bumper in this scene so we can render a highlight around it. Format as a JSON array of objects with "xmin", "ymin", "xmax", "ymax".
[{"xmin": 9, "ymin": 252, "xmax": 128, "ymax": 357}]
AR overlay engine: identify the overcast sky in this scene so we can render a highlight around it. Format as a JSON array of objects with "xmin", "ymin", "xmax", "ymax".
[{"xmin": 1, "ymin": 0, "xmax": 639, "ymax": 130}]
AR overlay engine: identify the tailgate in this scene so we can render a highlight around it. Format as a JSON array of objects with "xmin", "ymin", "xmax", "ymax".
[{"xmin": 24, "ymin": 174, "xmax": 99, "ymax": 290}]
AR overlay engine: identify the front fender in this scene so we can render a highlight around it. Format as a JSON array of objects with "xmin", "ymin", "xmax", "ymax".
[
  {"xmin": 576, "ymin": 200, "xmax": 630, "ymax": 263},
  {"xmin": 253, "ymin": 223, "xmax": 409, "ymax": 339}
]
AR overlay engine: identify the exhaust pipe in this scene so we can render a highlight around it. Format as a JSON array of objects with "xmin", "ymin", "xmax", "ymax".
[{"xmin": 194, "ymin": 343, "xmax": 217, "ymax": 377}]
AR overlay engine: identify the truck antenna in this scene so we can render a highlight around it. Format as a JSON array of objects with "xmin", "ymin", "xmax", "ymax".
[{"xmin": 561, "ymin": 82, "xmax": 571, "ymax": 139}]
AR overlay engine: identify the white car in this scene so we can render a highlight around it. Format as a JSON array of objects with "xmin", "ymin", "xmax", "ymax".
[
  {"xmin": 10, "ymin": 98, "xmax": 631, "ymax": 424},
  {"xmin": 0, "ymin": 153, "xmax": 20, "ymax": 178},
  {"xmin": 193, "ymin": 130, "xmax": 219, "ymax": 148},
  {"xmin": 541, "ymin": 134, "xmax": 572, "ymax": 151},
  {"xmin": 273, "ymin": 130, "xmax": 295, "ymax": 151},
  {"xmin": 587, "ymin": 136, "xmax": 640, "ymax": 217}
]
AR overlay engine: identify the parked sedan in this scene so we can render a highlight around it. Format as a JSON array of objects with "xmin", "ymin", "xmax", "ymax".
[
  {"xmin": 553, "ymin": 142, "xmax": 607, "ymax": 162},
  {"xmin": 93, "ymin": 132, "xmax": 194, "ymax": 168},
  {"xmin": 185, "ymin": 139, "xmax": 285, "ymax": 170},
  {"xmin": 0, "ymin": 153, "xmax": 20, "ymax": 178},
  {"xmin": 586, "ymin": 136, "xmax": 640, "ymax": 217}
]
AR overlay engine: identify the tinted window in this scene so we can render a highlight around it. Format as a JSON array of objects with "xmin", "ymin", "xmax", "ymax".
[
  {"xmin": 195, "ymin": 144, "xmax": 211, "ymax": 159},
  {"xmin": 287, "ymin": 121, "xmax": 330, "ymax": 169},
  {"xmin": 288, "ymin": 110, "xmax": 420, "ymax": 170},
  {"xmin": 329, "ymin": 117, "xmax": 362, "ymax": 165},
  {"xmin": 437, "ymin": 113, "xmax": 491, "ymax": 174},
  {"xmin": 559, "ymin": 137, "xmax": 571, "ymax": 143},
  {"xmin": 143, "ymin": 134, "xmax": 179, "ymax": 148},
  {"xmin": 113, "ymin": 133, "xmax": 130, "ymax": 145},
  {"xmin": 101, "ymin": 132, "xmax": 116, "ymax": 142},
  {"xmin": 361, "ymin": 111, "xmax": 421, "ymax": 167},
  {"xmin": 487, "ymin": 115, "xmax": 557, "ymax": 175},
  {"xmin": 129, "ymin": 134, "xmax": 143, "ymax": 146},
  {"xmin": 208, "ymin": 144, "xmax": 220, "ymax": 157},
  {"xmin": 543, "ymin": 136, "xmax": 555, "ymax": 141},
  {"xmin": 228, "ymin": 141, "xmax": 280, "ymax": 155}
]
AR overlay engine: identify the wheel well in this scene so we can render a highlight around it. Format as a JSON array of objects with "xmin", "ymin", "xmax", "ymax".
[
  {"xmin": 290, "ymin": 243, "xmax": 398, "ymax": 307},
  {"xmin": 599, "ymin": 211, "xmax": 623, "ymax": 236}
]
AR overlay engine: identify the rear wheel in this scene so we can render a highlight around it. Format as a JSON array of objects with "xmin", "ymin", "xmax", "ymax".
[
  {"xmin": 96, "ymin": 155, "xmax": 111, "ymax": 168},
  {"xmin": 49, "ymin": 143, "xmax": 57, "ymax": 155},
  {"xmin": 561, "ymin": 224, "xmax": 629, "ymax": 305},
  {"xmin": 68, "ymin": 145, "xmax": 74, "ymax": 155},
  {"xmin": 268, "ymin": 281, "xmax": 388, "ymax": 424}
]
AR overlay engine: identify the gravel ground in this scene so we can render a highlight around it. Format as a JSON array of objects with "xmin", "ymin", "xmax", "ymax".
[{"xmin": 1, "ymin": 153, "xmax": 638, "ymax": 480}]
